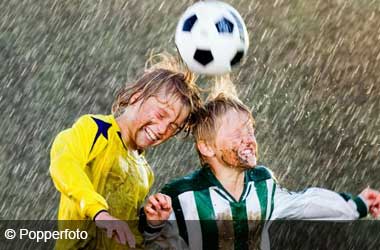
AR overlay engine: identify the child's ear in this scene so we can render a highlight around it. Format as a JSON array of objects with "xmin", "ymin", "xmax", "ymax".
[{"xmin": 197, "ymin": 140, "xmax": 215, "ymax": 158}]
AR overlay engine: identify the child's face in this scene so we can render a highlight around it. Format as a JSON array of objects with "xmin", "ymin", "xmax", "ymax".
[{"xmin": 213, "ymin": 109, "xmax": 257, "ymax": 169}]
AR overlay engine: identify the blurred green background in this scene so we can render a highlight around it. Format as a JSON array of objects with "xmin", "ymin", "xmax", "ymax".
[{"xmin": 0, "ymin": 0, "xmax": 379, "ymax": 219}]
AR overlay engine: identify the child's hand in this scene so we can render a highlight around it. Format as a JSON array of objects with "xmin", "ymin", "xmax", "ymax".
[
  {"xmin": 360, "ymin": 188, "xmax": 380, "ymax": 218},
  {"xmin": 144, "ymin": 193, "xmax": 172, "ymax": 226}
]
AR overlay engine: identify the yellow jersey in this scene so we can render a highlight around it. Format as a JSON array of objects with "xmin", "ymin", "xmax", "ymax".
[{"xmin": 50, "ymin": 114, "xmax": 154, "ymax": 249}]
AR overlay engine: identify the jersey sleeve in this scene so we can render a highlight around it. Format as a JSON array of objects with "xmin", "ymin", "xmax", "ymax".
[
  {"xmin": 49, "ymin": 115, "xmax": 109, "ymax": 219},
  {"xmin": 271, "ymin": 185, "xmax": 368, "ymax": 220}
]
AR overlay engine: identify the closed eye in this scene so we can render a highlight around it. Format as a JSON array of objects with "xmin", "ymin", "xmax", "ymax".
[{"xmin": 156, "ymin": 110, "xmax": 166, "ymax": 119}]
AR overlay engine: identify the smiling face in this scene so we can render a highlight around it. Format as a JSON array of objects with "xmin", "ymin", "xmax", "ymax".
[
  {"xmin": 126, "ymin": 89, "xmax": 190, "ymax": 150},
  {"xmin": 212, "ymin": 109, "xmax": 257, "ymax": 169}
]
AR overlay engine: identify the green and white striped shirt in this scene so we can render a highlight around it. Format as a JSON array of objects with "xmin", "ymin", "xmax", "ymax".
[{"xmin": 144, "ymin": 165, "xmax": 368, "ymax": 250}]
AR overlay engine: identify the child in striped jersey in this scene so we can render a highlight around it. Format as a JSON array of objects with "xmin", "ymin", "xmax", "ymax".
[{"xmin": 142, "ymin": 93, "xmax": 380, "ymax": 250}]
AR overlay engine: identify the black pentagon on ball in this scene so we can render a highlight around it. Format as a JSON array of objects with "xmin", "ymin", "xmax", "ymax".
[
  {"xmin": 193, "ymin": 49, "xmax": 214, "ymax": 66},
  {"xmin": 182, "ymin": 14, "xmax": 198, "ymax": 32},
  {"xmin": 230, "ymin": 50, "xmax": 244, "ymax": 66},
  {"xmin": 215, "ymin": 17, "xmax": 234, "ymax": 33}
]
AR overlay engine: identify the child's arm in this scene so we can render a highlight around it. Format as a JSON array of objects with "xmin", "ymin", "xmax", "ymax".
[{"xmin": 271, "ymin": 185, "xmax": 379, "ymax": 220}]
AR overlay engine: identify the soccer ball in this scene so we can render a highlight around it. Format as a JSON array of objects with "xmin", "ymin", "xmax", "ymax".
[{"xmin": 175, "ymin": 0, "xmax": 249, "ymax": 75}]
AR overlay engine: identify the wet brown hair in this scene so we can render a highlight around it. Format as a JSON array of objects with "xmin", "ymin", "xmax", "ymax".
[{"xmin": 112, "ymin": 53, "xmax": 203, "ymax": 135}]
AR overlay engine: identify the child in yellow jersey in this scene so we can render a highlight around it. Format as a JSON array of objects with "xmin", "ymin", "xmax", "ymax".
[{"xmin": 49, "ymin": 54, "xmax": 202, "ymax": 249}]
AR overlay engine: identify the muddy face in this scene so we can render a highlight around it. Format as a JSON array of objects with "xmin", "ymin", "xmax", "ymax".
[{"xmin": 214, "ymin": 110, "xmax": 257, "ymax": 169}]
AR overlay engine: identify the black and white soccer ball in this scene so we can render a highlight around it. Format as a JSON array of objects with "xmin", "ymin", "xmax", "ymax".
[{"xmin": 175, "ymin": 0, "xmax": 249, "ymax": 75}]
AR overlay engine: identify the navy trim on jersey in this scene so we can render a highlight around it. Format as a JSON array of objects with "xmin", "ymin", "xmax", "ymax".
[{"xmin": 90, "ymin": 117, "xmax": 112, "ymax": 152}]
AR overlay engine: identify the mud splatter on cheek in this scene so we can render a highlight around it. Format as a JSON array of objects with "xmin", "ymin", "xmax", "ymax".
[{"xmin": 220, "ymin": 148, "xmax": 240, "ymax": 167}]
